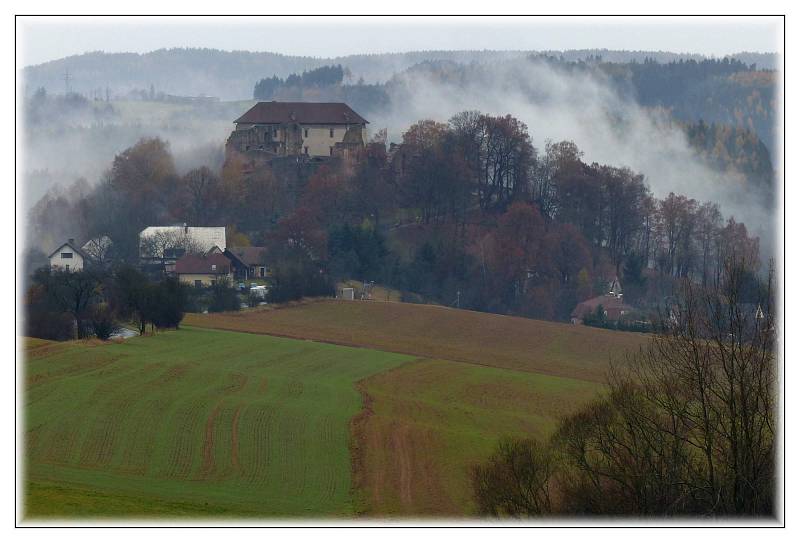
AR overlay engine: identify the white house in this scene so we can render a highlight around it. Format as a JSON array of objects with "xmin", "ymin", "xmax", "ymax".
[
  {"xmin": 139, "ymin": 224, "xmax": 227, "ymax": 264},
  {"xmin": 48, "ymin": 239, "xmax": 87, "ymax": 272}
]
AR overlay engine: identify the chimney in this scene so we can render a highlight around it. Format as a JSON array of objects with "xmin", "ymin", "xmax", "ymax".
[{"xmin": 68, "ymin": 238, "xmax": 75, "ymax": 245}]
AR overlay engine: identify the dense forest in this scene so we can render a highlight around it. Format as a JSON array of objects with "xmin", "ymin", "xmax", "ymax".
[
  {"xmin": 253, "ymin": 64, "xmax": 389, "ymax": 115},
  {"xmin": 251, "ymin": 60, "xmax": 776, "ymax": 206},
  {"xmin": 22, "ymin": 51, "xmax": 776, "ymax": 326},
  {"xmin": 25, "ymin": 108, "xmax": 763, "ymax": 324},
  {"xmin": 617, "ymin": 58, "xmax": 777, "ymax": 158}
]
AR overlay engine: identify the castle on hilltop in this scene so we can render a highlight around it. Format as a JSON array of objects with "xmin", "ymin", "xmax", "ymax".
[{"xmin": 225, "ymin": 101, "xmax": 368, "ymax": 160}]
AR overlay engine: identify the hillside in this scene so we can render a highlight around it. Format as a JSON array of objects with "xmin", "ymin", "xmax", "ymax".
[
  {"xmin": 22, "ymin": 47, "xmax": 778, "ymax": 100},
  {"xmin": 354, "ymin": 358, "xmax": 600, "ymax": 515},
  {"xmin": 184, "ymin": 300, "xmax": 649, "ymax": 383},
  {"xmin": 25, "ymin": 327, "xmax": 412, "ymax": 517},
  {"xmin": 25, "ymin": 300, "xmax": 649, "ymax": 517}
]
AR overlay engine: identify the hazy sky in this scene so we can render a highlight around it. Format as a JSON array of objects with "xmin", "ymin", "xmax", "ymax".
[{"xmin": 19, "ymin": 16, "xmax": 782, "ymax": 66}]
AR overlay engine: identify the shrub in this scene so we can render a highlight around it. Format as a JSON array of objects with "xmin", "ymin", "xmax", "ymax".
[
  {"xmin": 268, "ymin": 260, "xmax": 334, "ymax": 304},
  {"xmin": 208, "ymin": 279, "xmax": 241, "ymax": 313},
  {"xmin": 25, "ymin": 308, "xmax": 75, "ymax": 341},
  {"xmin": 88, "ymin": 302, "xmax": 120, "ymax": 340},
  {"xmin": 471, "ymin": 438, "xmax": 554, "ymax": 517},
  {"xmin": 24, "ymin": 283, "xmax": 76, "ymax": 341},
  {"xmin": 151, "ymin": 277, "xmax": 188, "ymax": 327}
]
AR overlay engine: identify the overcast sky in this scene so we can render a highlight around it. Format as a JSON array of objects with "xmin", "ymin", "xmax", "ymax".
[{"xmin": 18, "ymin": 16, "xmax": 782, "ymax": 67}]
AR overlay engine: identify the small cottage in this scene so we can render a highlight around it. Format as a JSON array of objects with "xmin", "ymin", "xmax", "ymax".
[
  {"xmin": 224, "ymin": 247, "xmax": 269, "ymax": 280},
  {"xmin": 48, "ymin": 239, "xmax": 87, "ymax": 272}
]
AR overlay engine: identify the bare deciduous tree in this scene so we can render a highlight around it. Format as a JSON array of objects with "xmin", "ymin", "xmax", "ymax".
[
  {"xmin": 474, "ymin": 256, "xmax": 776, "ymax": 517},
  {"xmin": 555, "ymin": 257, "xmax": 776, "ymax": 516},
  {"xmin": 471, "ymin": 438, "xmax": 554, "ymax": 517}
]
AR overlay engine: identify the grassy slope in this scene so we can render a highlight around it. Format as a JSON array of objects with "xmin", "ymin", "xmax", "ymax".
[
  {"xmin": 25, "ymin": 301, "xmax": 646, "ymax": 518},
  {"xmin": 353, "ymin": 359, "xmax": 601, "ymax": 516},
  {"xmin": 24, "ymin": 327, "xmax": 412, "ymax": 518},
  {"xmin": 185, "ymin": 301, "xmax": 645, "ymax": 515},
  {"xmin": 184, "ymin": 300, "xmax": 649, "ymax": 383}
]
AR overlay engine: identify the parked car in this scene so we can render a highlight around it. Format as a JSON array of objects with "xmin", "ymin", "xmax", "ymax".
[{"xmin": 249, "ymin": 285, "xmax": 268, "ymax": 299}]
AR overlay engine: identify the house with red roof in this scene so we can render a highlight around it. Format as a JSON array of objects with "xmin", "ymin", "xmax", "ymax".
[
  {"xmin": 174, "ymin": 252, "xmax": 233, "ymax": 287},
  {"xmin": 570, "ymin": 277, "xmax": 637, "ymax": 325}
]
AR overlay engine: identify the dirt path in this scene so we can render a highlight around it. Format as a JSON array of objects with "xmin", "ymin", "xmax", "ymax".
[
  {"xmin": 393, "ymin": 425, "xmax": 413, "ymax": 506},
  {"xmin": 350, "ymin": 369, "xmax": 460, "ymax": 517},
  {"xmin": 231, "ymin": 405, "xmax": 243, "ymax": 471},
  {"xmin": 200, "ymin": 406, "xmax": 220, "ymax": 476}
]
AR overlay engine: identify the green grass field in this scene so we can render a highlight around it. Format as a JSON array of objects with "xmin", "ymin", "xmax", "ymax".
[
  {"xmin": 24, "ymin": 327, "xmax": 413, "ymax": 518},
  {"xmin": 24, "ymin": 301, "xmax": 645, "ymax": 518},
  {"xmin": 354, "ymin": 359, "xmax": 602, "ymax": 515}
]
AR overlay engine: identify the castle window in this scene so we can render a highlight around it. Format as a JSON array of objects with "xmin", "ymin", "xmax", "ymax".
[
  {"xmin": 330, "ymin": 146, "xmax": 334, "ymax": 155},
  {"xmin": 304, "ymin": 128, "xmax": 309, "ymax": 137},
  {"xmin": 304, "ymin": 146, "xmax": 308, "ymax": 155},
  {"xmin": 329, "ymin": 128, "xmax": 334, "ymax": 138}
]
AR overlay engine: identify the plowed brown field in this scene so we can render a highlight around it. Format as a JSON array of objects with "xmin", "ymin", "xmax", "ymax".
[{"xmin": 184, "ymin": 300, "xmax": 648, "ymax": 383}]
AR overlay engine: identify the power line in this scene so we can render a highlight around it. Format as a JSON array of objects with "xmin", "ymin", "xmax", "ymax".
[{"xmin": 63, "ymin": 69, "xmax": 72, "ymax": 95}]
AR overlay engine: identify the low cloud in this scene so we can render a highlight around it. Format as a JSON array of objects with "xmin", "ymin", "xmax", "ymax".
[{"xmin": 373, "ymin": 59, "xmax": 775, "ymax": 258}]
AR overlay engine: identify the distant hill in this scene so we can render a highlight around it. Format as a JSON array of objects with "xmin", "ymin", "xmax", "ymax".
[{"xmin": 21, "ymin": 47, "xmax": 778, "ymax": 101}]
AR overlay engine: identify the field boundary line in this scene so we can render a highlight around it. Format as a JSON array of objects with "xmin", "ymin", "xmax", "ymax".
[{"xmin": 182, "ymin": 324, "xmax": 604, "ymax": 385}]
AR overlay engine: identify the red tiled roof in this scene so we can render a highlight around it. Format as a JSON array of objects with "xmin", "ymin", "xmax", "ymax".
[
  {"xmin": 235, "ymin": 102, "xmax": 368, "ymax": 125},
  {"xmin": 571, "ymin": 295, "xmax": 635, "ymax": 320},
  {"xmin": 174, "ymin": 253, "xmax": 232, "ymax": 275}
]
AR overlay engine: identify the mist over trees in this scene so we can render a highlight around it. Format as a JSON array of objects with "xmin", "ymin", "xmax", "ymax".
[
  {"xmin": 23, "ymin": 47, "xmax": 778, "ymax": 101},
  {"xmin": 25, "ymin": 96, "xmax": 765, "ymax": 324},
  {"xmin": 22, "ymin": 53, "xmax": 777, "ymax": 259},
  {"xmin": 22, "ymin": 49, "xmax": 775, "ymax": 325},
  {"xmin": 253, "ymin": 64, "xmax": 390, "ymax": 117}
]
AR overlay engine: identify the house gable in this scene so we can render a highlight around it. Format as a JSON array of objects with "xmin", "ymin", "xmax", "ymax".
[{"xmin": 48, "ymin": 240, "xmax": 87, "ymax": 271}]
